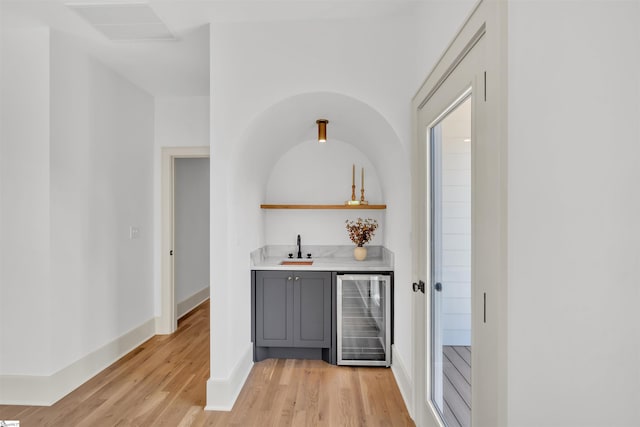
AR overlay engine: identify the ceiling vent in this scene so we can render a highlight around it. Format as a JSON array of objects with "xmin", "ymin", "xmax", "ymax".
[{"xmin": 67, "ymin": 2, "xmax": 176, "ymax": 41}]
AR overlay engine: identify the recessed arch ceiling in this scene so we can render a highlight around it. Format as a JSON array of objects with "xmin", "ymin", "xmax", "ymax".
[
  {"xmin": 229, "ymin": 91, "xmax": 406, "ymax": 202},
  {"xmin": 0, "ymin": 0, "xmax": 421, "ymax": 96}
]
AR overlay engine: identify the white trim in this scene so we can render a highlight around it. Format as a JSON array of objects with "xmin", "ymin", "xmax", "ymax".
[
  {"xmin": 177, "ymin": 289, "xmax": 210, "ymax": 319},
  {"xmin": 159, "ymin": 146, "xmax": 210, "ymax": 335},
  {"xmin": 0, "ymin": 318, "xmax": 155, "ymax": 406},
  {"xmin": 204, "ymin": 343, "xmax": 254, "ymax": 411},
  {"xmin": 391, "ymin": 344, "xmax": 414, "ymax": 419}
]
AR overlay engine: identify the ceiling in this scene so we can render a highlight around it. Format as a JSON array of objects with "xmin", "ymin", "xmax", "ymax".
[{"xmin": 0, "ymin": 0, "xmax": 418, "ymax": 97}]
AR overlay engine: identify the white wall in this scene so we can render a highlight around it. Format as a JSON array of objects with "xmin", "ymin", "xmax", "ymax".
[
  {"xmin": 264, "ymin": 139, "xmax": 384, "ymax": 247},
  {"xmin": 153, "ymin": 96, "xmax": 210, "ymax": 316},
  {"xmin": 48, "ymin": 30, "xmax": 155, "ymax": 374},
  {"xmin": 174, "ymin": 158, "xmax": 210, "ymax": 306},
  {"xmin": 154, "ymin": 97, "xmax": 210, "ymax": 147},
  {"xmin": 507, "ymin": 1, "xmax": 640, "ymax": 425},
  {"xmin": 0, "ymin": 27, "xmax": 52, "ymax": 376},
  {"xmin": 0, "ymin": 27, "xmax": 156, "ymax": 404},
  {"xmin": 441, "ymin": 99, "xmax": 471, "ymax": 346}
]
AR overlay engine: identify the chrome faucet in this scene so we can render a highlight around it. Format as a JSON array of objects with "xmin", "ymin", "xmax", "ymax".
[{"xmin": 297, "ymin": 234, "xmax": 302, "ymax": 259}]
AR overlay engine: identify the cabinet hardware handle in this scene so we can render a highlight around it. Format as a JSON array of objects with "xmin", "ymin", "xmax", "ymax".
[
  {"xmin": 294, "ymin": 276, "xmax": 300, "ymax": 281},
  {"xmin": 287, "ymin": 276, "xmax": 293, "ymax": 281}
]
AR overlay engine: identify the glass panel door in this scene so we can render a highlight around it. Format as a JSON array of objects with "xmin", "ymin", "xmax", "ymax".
[
  {"xmin": 337, "ymin": 275, "xmax": 391, "ymax": 367},
  {"xmin": 430, "ymin": 95, "xmax": 472, "ymax": 427}
]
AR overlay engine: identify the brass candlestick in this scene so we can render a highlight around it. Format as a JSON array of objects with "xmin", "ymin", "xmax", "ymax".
[
  {"xmin": 346, "ymin": 184, "xmax": 360, "ymax": 205},
  {"xmin": 346, "ymin": 164, "xmax": 360, "ymax": 205},
  {"xmin": 360, "ymin": 167, "xmax": 368, "ymax": 204},
  {"xmin": 351, "ymin": 164, "xmax": 356, "ymax": 201},
  {"xmin": 360, "ymin": 188, "xmax": 368, "ymax": 204}
]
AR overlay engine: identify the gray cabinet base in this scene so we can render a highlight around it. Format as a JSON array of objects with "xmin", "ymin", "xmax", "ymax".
[{"xmin": 254, "ymin": 346, "xmax": 332, "ymax": 364}]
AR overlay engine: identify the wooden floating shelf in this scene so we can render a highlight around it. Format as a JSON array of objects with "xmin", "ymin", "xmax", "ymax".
[{"xmin": 260, "ymin": 204, "xmax": 387, "ymax": 210}]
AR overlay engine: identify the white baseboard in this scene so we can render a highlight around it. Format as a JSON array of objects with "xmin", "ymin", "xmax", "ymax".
[
  {"xmin": 0, "ymin": 318, "xmax": 156, "ymax": 406},
  {"xmin": 177, "ymin": 287, "xmax": 210, "ymax": 319},
  {"xmin": 391, "ymin": 344, "xmax": 414, "ymax": 419},
  {"xmin": 204, "ymin": 343, "xmax": 253, "ymax": 411}
]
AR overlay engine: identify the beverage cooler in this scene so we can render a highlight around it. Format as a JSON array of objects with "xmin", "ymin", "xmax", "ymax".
[{"xmin": 336, "ymin": 274, "xmax": 391, "ymax": 366}]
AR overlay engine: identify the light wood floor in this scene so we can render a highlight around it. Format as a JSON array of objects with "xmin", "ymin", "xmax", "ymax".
[
  {"xmin": 442, "ymin": 346, "xmax": 471, "ymax": 427},
  {"xmin": 0, "ymin": 300, "xmax": 414, "ymax": 426}
]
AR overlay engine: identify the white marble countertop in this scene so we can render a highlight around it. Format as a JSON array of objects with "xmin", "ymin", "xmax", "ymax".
[{"xmin": 250, "ymin": 245, "xmax": 394, "ymax": 272}]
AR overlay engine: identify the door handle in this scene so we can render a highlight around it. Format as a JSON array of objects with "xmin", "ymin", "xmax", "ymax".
[
  {"xmin": 434, "ymin": 282, "xmax": 442, "ymax": 292},
  {"xmin": 412, "ymin": 281, "xmax": 425, "ymax": 293}
]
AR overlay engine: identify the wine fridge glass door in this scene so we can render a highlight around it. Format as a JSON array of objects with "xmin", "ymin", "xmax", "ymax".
[{"xmin": 337, "ymin": 274, "xmax": 391, "ymax": 366}]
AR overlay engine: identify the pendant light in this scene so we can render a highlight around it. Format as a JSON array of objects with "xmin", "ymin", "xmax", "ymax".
[{"xmin": 316, "ymin": 119, "xmax": 329, "ymax": 143}]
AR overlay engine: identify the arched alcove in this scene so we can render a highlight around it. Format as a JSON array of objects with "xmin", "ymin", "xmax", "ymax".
[
  {"xmin": 228, "ymin": 91, "xmax": 408, "ymax": 249},
  {"xmin": 219, "ymin": 92, "xmax": 413, "ymax": 392}
]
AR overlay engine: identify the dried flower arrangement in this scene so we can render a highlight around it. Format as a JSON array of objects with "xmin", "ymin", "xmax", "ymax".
[{"xmin": 345, "ymin": 218, "xmax": 379, "ymax": 247}]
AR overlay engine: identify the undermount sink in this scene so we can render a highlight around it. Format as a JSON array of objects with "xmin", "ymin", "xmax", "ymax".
[{"xmin": 280, "ymin": 259, "xmax": 314, "ymax": 265}]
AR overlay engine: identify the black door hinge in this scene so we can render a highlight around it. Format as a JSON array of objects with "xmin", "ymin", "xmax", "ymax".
[{"xmin": 412, "ymin": 280, "xmax": 425, "ymax": 294}]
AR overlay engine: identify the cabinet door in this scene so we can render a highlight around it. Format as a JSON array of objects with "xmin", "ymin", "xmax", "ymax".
[
  {"xmin": 255, "ymin": 271, "xmax": 293, "ymax": 347},
  {"xmin": 293, "ymin": 272, "xmax": 331, "ymax": 348}
]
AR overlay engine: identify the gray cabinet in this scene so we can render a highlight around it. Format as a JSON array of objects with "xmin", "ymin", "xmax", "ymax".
[
  {"xmin": 255, "ymin": 271, "xmax": 293, "ymax": 347},
  {"xmin": 253, "ymin": 270, "xmax": 332, "ymax": 361},
  {"xmin": 293, "ymin": 273, "xmax": 331, "ymax": 347}
]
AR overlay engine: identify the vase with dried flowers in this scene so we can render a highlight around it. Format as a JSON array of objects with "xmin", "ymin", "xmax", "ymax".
[{"xmin": 345, "ymin": 217, "xmax": 379, "ymax": 261}]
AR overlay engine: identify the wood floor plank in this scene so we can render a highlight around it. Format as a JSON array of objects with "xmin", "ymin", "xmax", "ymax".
[
  {"xmin": 443, "ymin": 375, "xmax": 470, "ymax": 427},
  {"xmin": 0, "ymin": 300, "xmax": 413, "ymax": 426},
  {"xmin": 444, "ymin": 399, "xmax": 462, "ymax": 427},
  {"xmin": 444, "ymin": 346, "xmax": 471, "ymax": 383},
  {"xmin": 453, "ymin": 345, "xmax": 471, "ymax": 366},
  {"xmin": 443, "ymin": 353, "xmax": 471, "ymax": 407},
  {"xmin": 442, "ymin": 345, "xmax": 471, "ymax": 427}
]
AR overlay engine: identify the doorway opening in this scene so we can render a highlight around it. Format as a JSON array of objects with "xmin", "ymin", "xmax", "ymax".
[
  {"xmin": 160, "ymin": 146, "xmax": 210, "ymax": 334},
  {"xmin": 174, "ymin": 157, "xmax": 210, "ymax": 321}
]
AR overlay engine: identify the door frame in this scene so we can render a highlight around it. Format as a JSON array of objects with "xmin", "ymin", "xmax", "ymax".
[
  {"xmin": 411, "ymin": 1, "xmax": 507, "ymax": 425},
  {"xmin": 158, "ymin": 146, "xmax": 210, "ymax": 335}
]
